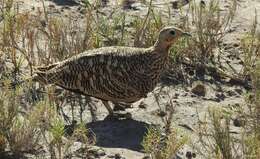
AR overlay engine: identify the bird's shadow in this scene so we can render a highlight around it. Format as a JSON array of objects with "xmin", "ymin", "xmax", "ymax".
[
  {"xmin": 86, "ymin": 118, "xmax": 149, "ymax": 152},
  {"xmin": 51, "ymin": 0, "xmax": 79, "ymax": 6}
]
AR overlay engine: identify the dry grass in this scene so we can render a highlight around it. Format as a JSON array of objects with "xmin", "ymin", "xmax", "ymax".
[
  {"xmin": 194, "ymin": 12, "xmax": 260, "ymax": 159},
  {"xmin": 0, "ymin": 0, "xmax": 259, "ymax": 158},
  {"xmin": 194, "ymin": 107, "xmax": 241, "ymax": 159},
  {"xmin": 142, "ymin": 88, "xmax": 189, "ymax": 159},
  {"xmin": 172, "ymin": 0, "xmax": 237, "ymax": 65},
  {"xmin": 241, "ymin": 11, "xmax": 260, "ymax": 78}
]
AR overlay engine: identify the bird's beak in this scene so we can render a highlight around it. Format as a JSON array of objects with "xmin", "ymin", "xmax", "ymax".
[{"xmin": 182, "ymin": 32, "xmax": 192, "ymax": 37}]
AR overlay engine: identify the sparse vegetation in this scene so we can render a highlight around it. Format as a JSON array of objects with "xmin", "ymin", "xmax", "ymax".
[
  {"xmin": 0, "ymin": 0, "xmax": 259, "ymax": 158},
  {"xmin": 142, "ymin": 126, "xmax": 188, "ymax": 159},
  {"xmin": 194, "ymin": 107, "xmax": 241, "ymax": 159},
  {"xmin": 171, "ymin": 0, "xmax": 237, "ymax": 65},
  {"xmin": 194, "ymin": 11, "xmax": 260, "ymax": 159}
]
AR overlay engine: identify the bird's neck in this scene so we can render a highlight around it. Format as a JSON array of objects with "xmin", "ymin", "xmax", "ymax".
[
  {"xmin": 147, "ymin": 41, "xmax": 171, "ymax": 75},
  {"xmin": 153, "ymin": 40, "xmax": 171, "ymax": 54}
]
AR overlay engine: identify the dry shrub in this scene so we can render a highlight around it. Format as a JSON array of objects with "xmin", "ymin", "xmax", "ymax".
[
  {"xmin": 142, "ymin": 126, "xmax": 188, "ymax": 159},
  {"xmin": 195, "ymin": 107, "xmax": 241, "ymax": 159},
  {"xmin": 132, "ymin": 0, "xmax": 165, "ymax": 47},
  {"xmin": 241, "ymin": 11, "xmax": 260, "ymax": 78},
  {"xmin": 142, "ymin": 88, "xmax": 189, "ymax": 159},
  {"xmin": 174, "ymin": 0, "xmax": 237, "ymax": 65},
  {"xmin": 0, "ymin": 84, "xmax": 41, "ymax": 157},
  {"xmin": 242, "ymin": 60, "xmax": 260, "ymax": 159}
]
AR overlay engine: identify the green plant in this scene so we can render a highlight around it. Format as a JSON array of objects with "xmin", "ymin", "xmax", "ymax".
[
  {"xmin": 241, "ymin": 11, "xmax": 260, "ymax": 78},
  {"xmin": 0, "ymin": 83, "xmax": 41, "ymax": 157},
  {"xmin": 132, "ymin": 0, "xmax": 164, "ymax": 47},
  {"xmin": 195, "ymin": 107, "xmax": 240, "ymax": 159},
  {"xmin": 142, "ymin": 126, "xmax": 188, "ymax": 159},
  {"xmin": 142, "ymin": 89, "xmax": 188, "ymax": 159},
  {"xmin": 178, "ymin": 0, "xmax": 237, "ymax": 64},
  {"xmin": 242, "ymin": 60, "xmax": 260, "ymax": 159}
]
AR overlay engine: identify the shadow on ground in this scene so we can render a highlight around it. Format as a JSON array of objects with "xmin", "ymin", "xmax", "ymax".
[
  {"xmin": 51, "ymin": 0, "xmax": 79, "ymax": 6},
  {"xmin": 86, "ymin": 118, "xmax": 150, "ymax": 152}
]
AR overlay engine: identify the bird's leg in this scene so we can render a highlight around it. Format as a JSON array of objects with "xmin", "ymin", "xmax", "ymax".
[
  {"xmin": 113, "ymin": 102, "xmax": 132, "ymax": 111},
  {"xmin": 101, "ymin": 100, "xmax": 114, "ymax": 115},
  {"xmin": 87, "ymin": 97, "xmax": 97, "ymax": 122},
  {"xmin": 101, "ymin": 100, "xmax": 132, "ymax": 120}
]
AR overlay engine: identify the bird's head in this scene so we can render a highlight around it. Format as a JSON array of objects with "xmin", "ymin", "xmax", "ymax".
[{"xmin": 155, "ymin": 26, "xmax": 191, "ymax": 50}]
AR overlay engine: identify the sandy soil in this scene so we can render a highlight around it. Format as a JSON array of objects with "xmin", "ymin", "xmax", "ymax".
[{"xmin": 7, "ymin": 0, "xmax": 260, "ymax": 158}]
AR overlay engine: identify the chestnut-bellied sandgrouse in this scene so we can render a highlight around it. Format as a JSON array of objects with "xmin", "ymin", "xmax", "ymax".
[{"xmin": 33, "ymin": 26, "xmax": 191, "ymax": 118}]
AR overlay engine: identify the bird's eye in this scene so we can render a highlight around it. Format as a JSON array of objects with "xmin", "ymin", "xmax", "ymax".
[{"xmin": 170, "ymin": 30, "xmax": 175, "ymax": 35}]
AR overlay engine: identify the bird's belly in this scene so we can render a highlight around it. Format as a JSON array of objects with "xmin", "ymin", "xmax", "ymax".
[{"xmin": 92, "ymin": 91, "xmax": 144, "ymax": 103}]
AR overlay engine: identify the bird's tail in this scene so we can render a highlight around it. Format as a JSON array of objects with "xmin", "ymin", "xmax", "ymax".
[
  {"xmin": 0, "ymin": 63, "xmax": 60, "ymax": 89},
  {"xmin": 32, "ymin": 63, "xmax": 61, "ymax": 84}
]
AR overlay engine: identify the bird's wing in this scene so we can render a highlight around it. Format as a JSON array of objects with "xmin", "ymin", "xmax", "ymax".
[{"xmin": 36, "ymin": 47, "xmax": 148, "ymax": 101}]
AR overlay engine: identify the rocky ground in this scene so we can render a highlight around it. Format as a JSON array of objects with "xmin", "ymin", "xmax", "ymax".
[{"xmin": 4, "ymin": 0, "xmax": 260, "ymax": 159}]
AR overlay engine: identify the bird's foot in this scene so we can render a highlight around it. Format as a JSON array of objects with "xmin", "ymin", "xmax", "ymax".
[
  {"xmin": 105, "ymin": 111, "xmax": 132, "ymax": 120},
  {"xmin": 113, "ymin": 102, "xmax": 132, "ymax": 111}
]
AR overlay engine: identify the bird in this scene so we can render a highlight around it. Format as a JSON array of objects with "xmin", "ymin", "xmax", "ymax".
[{"xmin": 32, "ymin": 26, "xmax": 191, "ymax": 119}]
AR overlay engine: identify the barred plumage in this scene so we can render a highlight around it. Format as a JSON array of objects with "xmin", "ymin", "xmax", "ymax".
[{"xmin": 33, "ymin": 26, "xmax": 191, "ymax": 117}]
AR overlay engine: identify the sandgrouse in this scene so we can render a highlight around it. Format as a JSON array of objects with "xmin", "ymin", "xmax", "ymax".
[{"xmin": 33, "ymin": 26, "xmax": 191, "ymax": 118}]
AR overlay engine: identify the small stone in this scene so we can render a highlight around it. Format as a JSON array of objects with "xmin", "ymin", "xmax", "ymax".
[
  {"xmin": 62, "ymin": 6, "xmax": 70, "ymax": 10},
  {"xmin": 48, "ymin": 4, "xmax": 55, "ymax": 8},
  {"xmin": 156, "ymin": 110, "xmax": 167, "ymax": 117},
  {"xmin": 186, "ymin": 151, "xmax": 192, "ymax": 159},
  {"xmin": 191, "ymin": 82, "xmax": 206, "ymax": 96},
  {"xmin": 234, "ymin": 103, "xmax": 240, "ymax": 107},
  {"xmin": 233, "ymin": 43, "xmax": 240, "ymax": 47},
  {"xmin": 143, "ymin": 156, "xmax": 151, "ymax": 159},
  {"xmin": 115, "ymin": 153, "xmax": 122, "ymax": 159},
  {"xmin": 226, "ymin": 90, "xmax": 237, "ymax": 96},
  {"xmin": 88, "ymin": 147, "xmax": 106, "ymax": 157},
  {"xmin": 107, "ymin": 155, "xmax": 114, "ymax": 158},
  {"xmin": 186, "ymin": 151, "xmax": 196, "ymax": 159},
  {"xmin": 139, "ymin": 101, "xmax": 147, "ymax": 109},
  {"xmin": 215, "ymin": 93, "xmax": 226, "ymax": 101},
  {"xmin": 234, "ymin": 88, "xmax": 243, "ymax": 95},
  {"xmin": 188, "ymin": 70, "xmax": 195, "ymax": 76},
  {"xmin": 191, "ymin": 94, "xmax": 196, "ymax": 97},
  {"xmin": 97, "ymin": 149, "xmax": 106, "ymax": 156},
  {"xmin": 233, "ymin": 118, "xmax": 245, "ymax": 127},
  {"xmin": 80, "ymin": 8, "xmax": 87, "ymax": 14}
]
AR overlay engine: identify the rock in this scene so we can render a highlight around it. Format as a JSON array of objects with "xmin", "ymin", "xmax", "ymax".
[
  {"xmin": 143, "ymin": 156, "xmax": 151, "ymax": 159},
  {"xmin": 188, "ymin": 70, "xmax": 195, "ymax": 76},
  {"xmin": 115, "ymin": 153, "xmax": 124, "ymax": 159},
  {"xmin": 80, "ymin": 8, "xmax": 87, "ymax": 14},
  {"xmin": 178, "ymin": 124, "xmax": 194, "ymax": 131},
  {"xmin": 186, "ymin": 151, "xmax": 196, "ymax": 159},
  {"xmin": 171, "ymin": 0, "xmax": 191, "ymax": 9},
  {"xmin": 233, "ymin": 43, "xmax": 240, "ymax": 47},
  {"xmin": 233, "ymin": 118, "xmax": 245, "ymax": 127},
  {"xmin": 156, "ymin": 110, "xmax": 167, "ymax": 117},
  {"xmin": 139, "ymin": 101, "xmax": 147, "ymax": 109},
  {"xmin": 191, "ymin": 82, "xmax": 206, "ymax": 96},
  {"xmin": 226, "ymin": 90, "xmax": 237, "ymax": 97},
  {"xmin": 234, "ymin": 88, "xmax": 243, "ymax": 95},
  {"xmin": 40, "ymin": 19, "xmax": 47, "ymax": 27},
  {"xmin": 190, "ymin": 94, "xmax": 197, "ymax": 97},
  {"xmin": 61, "ymin": 6, "xmax": 71, "ymax": 10},
  {"xmin": 107, "ymin": 155, "xmax": 114, "ymax": 158},
  {"xmin": 97, "ymin": 149, "xmax": 106, "ymax": 156},
  {"xmin": 121, "ymin": 0, "xmax": 136, "ymax": 10},
  {"xmin": 48, "ymin": 4, "xmax": 55, "ymax": 8},
  {"xmin": 88, "ymin": 146, "xmax": 106, "ymax": 158},
  {"xmin": 215, "ymin": 93, "xmax": 226, "ymax": 101}
]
